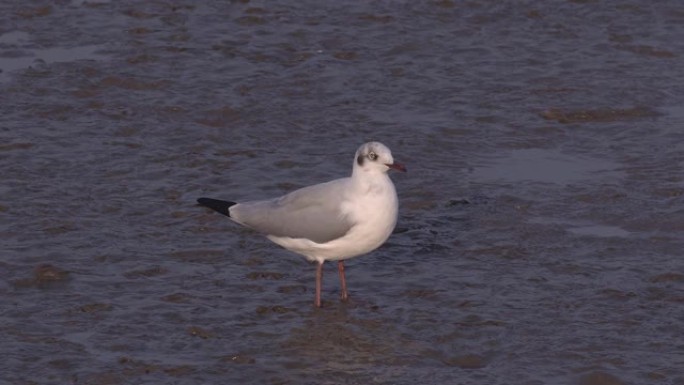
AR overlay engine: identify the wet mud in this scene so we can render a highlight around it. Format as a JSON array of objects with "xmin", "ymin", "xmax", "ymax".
[{"xmin": 2, "ymin": 1, "xmax": 684, "ymax": 384}]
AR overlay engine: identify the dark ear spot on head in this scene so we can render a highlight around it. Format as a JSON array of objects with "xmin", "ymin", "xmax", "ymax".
[{"xmin": 356, "ymin": 154, "xmax": 364, "ymax": 166}]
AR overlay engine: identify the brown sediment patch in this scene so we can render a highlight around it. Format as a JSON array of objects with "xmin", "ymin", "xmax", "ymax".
[
  {"xmin": 245, "ymin": 7, "xmax": 268, "ymax": 15},
  {"xmin": 37, "ymin": 105, "xmax": 75, "ymax": 120},
  {"xmin": 454, "ymin": 315, "xmax": 506, "ymax": 327},
  {"xmin": 358, "ymin": 14, "xmax": 394, "ymax": 23},
  {"xmin": 578, "ymin": 371, "xmax": 627, "ymax": 385},
  {"xmin": 0, "ymin": 142, "xmax": 33, "ymax": 151},
  {"xmin": 649, "ymin": 273, "xmax": 684, "ymax": 283},
  {"xmin": 615, "ymin": 44, "xmax": 676, "ymax": 58},
  {"xmin": 123, "ymin": 265, "xmax": 168, "ymax": 279},
  {"xmin": 43, "ymin": 222, "xmax": 78, "ymax": 235},
  {"xmin": 79, "ymin": 303, "xmax": 113, "ymax": 313},
  {"xmin": 127, "ymin": 27, "xmax": 152, "ymax": 35},
  {"xmin": 540, "ymin": 106, "xmax": 660, "ymax": 123},
  {"xmin": 12, "ymin": 264, "xmax": 70, "ymax": 288},
  {"xmin": 123, "ymin": 9, "xmax": 157, "ymax": 19},
  {"xmin": 446, "ymin": 199, "xmax": 471, "ymax": 207},
  {"xmin": 236, "ymin": 15, "xmax": 267, "ymax": 26},
  {"xmin": 100, "ymin": 76, "xmax": 169, "ymax": 91},
  {"xmin": 277, "ymin": 285, "xmax": 307, "ymax": 294},
  {"xmin": 15, "ymin": 6, "xmax": 52, "ymax": 18},
  {"xmin": 443, "ymin": 353, "xmax": 488, "ymax": 369},
  {"xmin": 402, "ymin": 288, "xmax": 441, "ymax": 299},
  {"xmin": 35, "ymin": 264, "xmax": 69, "ymax": 283},
  {"xmin": 161, "ymin": 292, "xmax": 193, "ymax": 303},
  {"xmin": 113, "ymin": 126, "xmax": 141, "ymax": 138},
  {"xmin": 163, "ymin": 365, "xmax": 196, "ymax": 377},
  {"xmin": 433, "ymin": 0, "xmax": 456, "ymax": 8},
  {"xmin": 333, "ymin": 51, "xmax": 359, "ymax": 60},
  {"xmin": 169, "ymin": 249, "xmax": 225, "ymax": 263},
  {"xmin": 650, "ymin": 187, "xmax": 684, "ymax": 198},
  {"xmin": 255, "ymin": 305, "xmax": 294, "ymax": 314},
  {"xmin": 274, "ymin": 160, "xmax": 301, "ymax": 169},
  {"xmin": 643, "ymin": 287, "xmax": 670, "ymax": 301},
  {"xmin": 526, "ymin": 9, "xmax": 543, "ymax": 19},
  {"xmin": 127, "ymin": 54, "xmax": 158, "ymax": 64},
  {"xmin": 598, "ymin": 288, "xmax": 637, "ymax": 301},
  {"xmin": 219, "ymin": 354, "xmax": 256, "ymax": 364},
  {"xmin": 405, "ymin": 199, "xmax": 439, "ymax": 211},
  {"xmin": 246, "ymin": 271, "xmax": 284, "ymax": 280},
  {"xmin": 574, "ymin": 190, "xmax": 627, "ymax": 204},
  {"xmin": 188, "ymin": 326, "xmax": 214, "ymax": 339},
  {"xmin": 72, "ymin": 86, "xmax": 100, "ymax": 98}
]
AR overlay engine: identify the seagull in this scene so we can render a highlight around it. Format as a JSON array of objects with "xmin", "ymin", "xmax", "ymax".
[{"xmin": 197, "ymin": 141, "xmax": 406, "ymax": 307}]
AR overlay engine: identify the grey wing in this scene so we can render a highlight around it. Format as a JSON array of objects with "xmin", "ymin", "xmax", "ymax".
[{"xmin": 230, "ymin": 179, "xmax": 354, "ymax": 243}]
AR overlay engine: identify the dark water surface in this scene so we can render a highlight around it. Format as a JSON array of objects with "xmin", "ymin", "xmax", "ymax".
[{"xmin": 2, "ymin": 1, "xmax": 684, "ymax": 384}]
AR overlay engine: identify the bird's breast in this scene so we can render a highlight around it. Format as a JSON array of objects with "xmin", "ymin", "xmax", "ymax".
[{"xmin": 345, "ymin": 181, "xmax": 398, "ymax": 242}]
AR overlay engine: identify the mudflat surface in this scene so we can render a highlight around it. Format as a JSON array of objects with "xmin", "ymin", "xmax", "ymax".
[{"xmin": 1, "ymin": 1, "xmax": 683, "ymax": 384}]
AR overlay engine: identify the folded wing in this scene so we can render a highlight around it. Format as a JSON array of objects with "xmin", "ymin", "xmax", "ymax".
[{"xmin": 230, "ymin": 178, "xmax": 354, "ymax": 244}]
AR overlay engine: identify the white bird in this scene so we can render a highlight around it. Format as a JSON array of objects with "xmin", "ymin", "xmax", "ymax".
[{"xmin": 197, "ymin": 141, "xmax": 406, "ymax": 307}]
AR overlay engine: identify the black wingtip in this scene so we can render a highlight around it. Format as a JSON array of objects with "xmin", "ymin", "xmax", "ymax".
[{"xmin": 197, "ymin": 197, "xmax": 237, "ymax": 217}]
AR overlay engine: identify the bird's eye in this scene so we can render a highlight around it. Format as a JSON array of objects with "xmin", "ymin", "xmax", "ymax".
[{"xmin": 368, "ymin": 152, "xmax": 378, "ymax": 161}]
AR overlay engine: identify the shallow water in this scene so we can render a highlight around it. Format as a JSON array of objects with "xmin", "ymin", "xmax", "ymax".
[
  {"xmin": 471, "ymin": 148, "xmax": 625, "ymax": 184},
  {"xmin": 2, "ymin": 1, "xmax": 684, "ymax": 384}
]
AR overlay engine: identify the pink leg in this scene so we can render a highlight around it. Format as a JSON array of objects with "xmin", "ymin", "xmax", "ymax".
[
  {"xmin": 338, "ymin": 260, "xmax": 349, "ymax": 301},
  {"xmin": 315, "ymin": 261, "xmax": 323, "ymax": 307}
]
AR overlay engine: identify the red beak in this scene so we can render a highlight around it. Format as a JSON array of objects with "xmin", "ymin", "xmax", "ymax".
[{"xmin": 386, "ymin": 162, "xmax": 407, "ymax": 172}]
